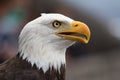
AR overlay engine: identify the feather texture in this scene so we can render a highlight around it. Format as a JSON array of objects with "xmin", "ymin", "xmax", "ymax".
[{"xmin": 0, "ymin": 53, "xmax": 65, "ymax": 80}]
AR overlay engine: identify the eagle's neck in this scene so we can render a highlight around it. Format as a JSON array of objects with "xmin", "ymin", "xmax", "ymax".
[{"xmin": 19, "ymin": 37, "xmax": 67, "ymax": 73}]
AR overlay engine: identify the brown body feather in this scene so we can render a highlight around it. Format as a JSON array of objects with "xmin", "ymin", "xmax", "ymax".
[{"xmin": 0, "ymin": 53, "xmax": 65, "ymax": 80}]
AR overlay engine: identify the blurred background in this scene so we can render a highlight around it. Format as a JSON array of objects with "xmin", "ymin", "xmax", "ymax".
[{"xmin": 0, "ymin": 0, "xmax": 120, "ymax": 80}]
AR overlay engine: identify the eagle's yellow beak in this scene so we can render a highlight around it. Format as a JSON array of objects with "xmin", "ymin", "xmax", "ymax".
[{"xmin": 56, "ymin": 21, "xmax": 91, "ymax": 44}]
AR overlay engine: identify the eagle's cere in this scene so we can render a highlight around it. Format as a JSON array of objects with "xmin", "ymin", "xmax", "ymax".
[{"xmin": 0, "ymin": 13, "xmax": 90, "ymax": 80}]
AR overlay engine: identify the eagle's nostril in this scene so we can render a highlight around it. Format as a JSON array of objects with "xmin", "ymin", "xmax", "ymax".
[{"xmin": 74, "ymin": 24, "xmax": 78, "ymax": 27}]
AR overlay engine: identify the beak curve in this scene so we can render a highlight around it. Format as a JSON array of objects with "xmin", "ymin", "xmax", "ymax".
[{"xmin": 56, "ymin": 21, "xmax": 91, "ymax": 44}]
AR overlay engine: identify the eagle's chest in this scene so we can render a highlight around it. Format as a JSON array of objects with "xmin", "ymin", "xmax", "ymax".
[
  {"xmin": 2, "ymin": 56, "xmax": 65, "ymax": 80},
  {"xmin": 4, "ymin": 67, "xmax": 65, "ymax": 80}
]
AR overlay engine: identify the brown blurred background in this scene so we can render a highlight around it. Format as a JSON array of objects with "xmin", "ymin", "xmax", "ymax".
[{"xmin": 0, "ymin": 0, "xmax": 120, "ymax": 80}]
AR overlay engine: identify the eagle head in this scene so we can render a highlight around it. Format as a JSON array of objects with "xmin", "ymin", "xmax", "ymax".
[{"xmin": 19, "ymin": 13, "xmax": 90, "ymax": 73}]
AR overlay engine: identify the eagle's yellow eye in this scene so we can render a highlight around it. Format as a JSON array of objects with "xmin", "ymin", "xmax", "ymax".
[{"xmin": 52, "ymin": 21, "xmax": 61, "ymax": 28}]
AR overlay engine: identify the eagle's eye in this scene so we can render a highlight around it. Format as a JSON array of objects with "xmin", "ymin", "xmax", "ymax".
[{"xmin": 52, "ymin": 20, "xmax": 61, "ymax": 28}]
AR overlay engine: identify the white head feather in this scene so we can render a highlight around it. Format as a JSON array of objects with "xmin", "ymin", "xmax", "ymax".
[{"xmin": 19, "ymin": 13, "xmax": 75, "ymax": 73}]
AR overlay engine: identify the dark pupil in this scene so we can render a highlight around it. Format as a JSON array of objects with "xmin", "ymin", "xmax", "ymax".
[{"xmin": 55, "ymin": 22, "xmax": 59, "ymax": 25}]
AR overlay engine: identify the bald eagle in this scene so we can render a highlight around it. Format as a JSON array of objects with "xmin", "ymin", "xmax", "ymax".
[{"xmin": 0, "ymin": 13, "xmax": 90, "ymax": 80}]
